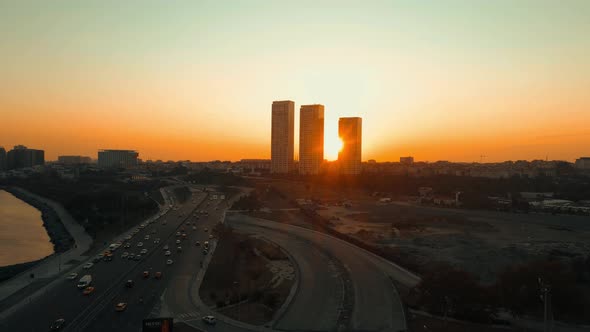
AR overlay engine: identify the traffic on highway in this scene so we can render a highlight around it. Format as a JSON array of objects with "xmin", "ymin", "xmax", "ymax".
[{"xmin": 0, "ymin": 186, "xmax": 227, "ymax": 332}]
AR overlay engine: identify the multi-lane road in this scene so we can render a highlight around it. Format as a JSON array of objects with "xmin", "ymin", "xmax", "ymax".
[
  {"xmin": 1, "ymin": 184, "xmax": 420, "ymax": 332},
  {"xmin": 0, "ymin": 186, "xmax": 225, "ymax": 332}
]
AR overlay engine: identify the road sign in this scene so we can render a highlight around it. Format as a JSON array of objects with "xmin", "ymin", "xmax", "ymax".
[{"xmin": 142, "ymin": 317, "xmax": 173, "ymax": 332}]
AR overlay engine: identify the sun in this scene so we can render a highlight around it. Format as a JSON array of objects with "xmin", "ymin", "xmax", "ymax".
[{"xmin": 325, "ymin": 136, "xmax": 343, "ymax": 161}]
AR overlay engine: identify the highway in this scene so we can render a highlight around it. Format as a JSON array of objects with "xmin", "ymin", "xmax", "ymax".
[
  {"xmin": 227, "ymin": 214, "xmax": 420, "ymax": 332},
  {"xmin": 0, "ymin": 186, "xmax": 218, "ymax": 332},
  {"xmin": 0, "ymin": 185, "xmax": 419, "ymax": 332}
]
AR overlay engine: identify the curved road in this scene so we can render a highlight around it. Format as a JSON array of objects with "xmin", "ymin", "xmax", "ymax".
[{"xmin": 227, "ymin": 214, "xmax": 420, "ymax": 332}]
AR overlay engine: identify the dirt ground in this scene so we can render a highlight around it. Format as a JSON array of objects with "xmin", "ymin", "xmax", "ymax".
[
  {"xmin": 317, "ymin": 201, "xmax": 590, "ymax": 283},
  {"xmin": 199, "ymin": 229, "xmax": 295, "ymax": 325},
  {"xmin": 252, "ymin": 179, "xmax": 590, "ymax": 284}
]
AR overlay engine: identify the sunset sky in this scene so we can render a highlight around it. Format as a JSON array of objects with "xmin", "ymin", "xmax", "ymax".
[{"xmin": 1, "ymin": 1, "xmax": 589, "ymax": 162}]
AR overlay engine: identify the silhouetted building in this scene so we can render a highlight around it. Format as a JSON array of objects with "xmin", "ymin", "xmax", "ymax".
[
  {"xmin": 98, "ymin": 149, "xmax": 138, "ymax": 168},
  {"xmin": 239, "ymin": 159, "xmax": 271, "ymax": 172},
  {"xmin": 400, "ymin": 156, "xmax": 414, "ymax": 164},
  {"xmin": 0, "ymin": 147, "xmax": 6, "ymax": 171},
  {"xmin": 576, "ymin": 157, "xmax": 590, "ymax": 170},
  {"xmin": 58, "ymin": 155, "xmax": 92, "ymax": 165},
  {"xmin": 338, "ymin": 117, "xmax": 362, "ymax": 175},
  {"xmin": 6, "ymin": 145, "xmax": 45, "ymax": 170},
  {"xmin": 271, "ymin": 100, "xmax": 295, "ymax": 174},
  {"xmin": 299, "ymin": 104, "xmax": 324, "ymax": 175}
]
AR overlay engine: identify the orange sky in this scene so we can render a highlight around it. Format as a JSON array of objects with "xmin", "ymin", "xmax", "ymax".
[{"xmin": 1, "ymin": 1, "xmax": 589, "ymax": 162}]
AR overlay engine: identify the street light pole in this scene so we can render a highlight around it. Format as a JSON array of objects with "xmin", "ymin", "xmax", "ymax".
[
  {"xmin": 233, "ymin": 281, "xmax": 240, "ymax": 321},
  {"xmin": 538, "ymin": 277, "xmax": 551, "ymax": 332}
]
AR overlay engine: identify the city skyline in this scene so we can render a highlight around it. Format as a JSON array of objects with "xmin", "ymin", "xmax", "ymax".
[{"xmin": 1, "ymin": 1, "xmax": 590, "ymax": 162}]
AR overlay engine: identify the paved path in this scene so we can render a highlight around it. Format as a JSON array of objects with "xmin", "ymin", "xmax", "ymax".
[{"xmin": 0, "ymin": 187, "xmax": 93, "ymax": 301}]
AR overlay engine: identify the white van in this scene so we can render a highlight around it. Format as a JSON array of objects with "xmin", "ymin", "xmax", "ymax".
[{"xmin": 77, "ymin": 275, "xmax": 92, "ymax": 289}]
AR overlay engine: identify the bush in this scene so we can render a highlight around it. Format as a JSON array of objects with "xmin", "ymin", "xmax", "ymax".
[
  {"xmin": 416, "ymin": 264, "xmax": 497, "ymax": 323},
  {"xmin": 262, "ymin": 292, "xmax": 280, "ymax": 309},
  {"xmin": 231, "ymin": 192, "xmax": 262, "ymax": 211},
  {"xmin": 496, "ymin": 260, "xmax": 586, "ymax": 321}
]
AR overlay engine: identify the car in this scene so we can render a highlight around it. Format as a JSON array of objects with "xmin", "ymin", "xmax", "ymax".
[
  {"xmin": 209, "ymin": 234, "xmax": 214, "ymax": 239},
  {"xmin": 83, "ymin": 286, "xmax": 95, "ymax": 295},
  {"xmin": 192, "ymin": 226, "xmax": 197, "ymax": 231},
  {"xmin": 195, "ymin": 241, "xmax": 200, "ymax": 246},
  {"xmin": 124, "ymin": 243, "xmax": 131, "ymax": 248},
  {"xmin": 175, "ymin": 232, "xmax": 181, "ymax": 237},
  {"xmin": 151, "ymin": 230, "xmax": 156, "ymax": 234},
  {"xmin": 175, "ymin": 239, "xmax": 181, "ymax": 244},
  {"xmin": 115, "ymin": 302, "xmax": 127, "ymax": 312},
  {"xmin": 143, "ymin": 271, "xmax": 149, "ymax": 278},
  {"xmin": 166, "ymin": 259, "xmax": 174, "ymax": 265},
  {"xmin": 154, "ymin": 238, "xmax": 160, "ymax": 244},
  {"xmin": 134, "ymin": 254, "xmax": 142, "ymax": 261},
  {"xmin": 202, "ymin": 249, "xmax": 208, "ymax": 255},
  {"xmin": 202, "ymin": 315, "xmax": 216, "ymax": 325},
  {"xmin": 163, "ymin": 245, "xmax": 169, "ymax": 250},
  {"xmin": 50, "ymin": 318, "xmax": 66, "ymax": 330},
  {"xmin": 121, "ymin": 252, "xmax": 129, "ymax": 259},
  {"xmin": 139, "ymin": 224, "xmax": 145, "ymax": 229},
  {"xmin": 83, "ymin": 263, "xmax": 93, "ymax": 269},
  {"xmin": 164, "ymin": 250, "xmax": 171, "ymax": 256},
  {"xmin": 181, "ymin": 233, "xmax": 187, "ymax": 239},
  {"xmin": 140, "ymin": 249, "xmax": 148, "ymax": 254},
  {"xmin": 177, "ymin": 246, "xmax": 182, "ymax": 252},
  {"xmin": 125, "ymin": 280, "xmax": 134, "ymax": 288},
  {"xmin": 104, "ymin": 253, "xmax": 113, "ymax": 261},
  {"xmin": 144, "ymin": 235, "xmax": 150, "ymax": 240},
  {"xmin": 204, "ymin": 228, "xmax": 208, "ymax": 232},
  {"xmin": 66, "ymin": 272, "xmax": 78, "ymax": 280},
  {"xmin": 137, "ymin": 242, "xmax": 143, "ymax": 247},
  {"xmin": 154, "ymin": 272, "xmax": 162, "ymax": 279},
  {"xmin": 162, "ymin": 221, "xmax": 167, "ymax": 225},
  {"xmin": 124, "ymin": 235, "xmax": 132, "ymax": 241},
  {"xmin": 128, "ymin": 253, "xmax": 135, "ymax": 260}
]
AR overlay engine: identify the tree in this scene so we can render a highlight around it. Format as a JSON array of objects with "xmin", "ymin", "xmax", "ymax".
[
  {"xmin": 417, "ymin": 264, "xmax": 497, "ymax": 322},
  {"xmin": 496, "ymin": 260, "xmax": 583, "ymax": 320}
]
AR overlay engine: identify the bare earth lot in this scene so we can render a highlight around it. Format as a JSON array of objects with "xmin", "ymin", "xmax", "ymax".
[
  {"xmin": 252, "ymin": 179, "xmax": 590, "ymax": 283},
  {"xmin": 318, "ymin": 202, "xmax": 590, "ymax": 283}
]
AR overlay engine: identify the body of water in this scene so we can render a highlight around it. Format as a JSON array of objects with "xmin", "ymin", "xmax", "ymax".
[{"xmin": 0, "ymin": 190, "xmax": 54, "ymax": 267}]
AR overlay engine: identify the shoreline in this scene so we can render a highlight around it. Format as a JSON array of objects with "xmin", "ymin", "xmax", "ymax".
[{"xmin": 0, "ymin": 187, "xmax": 74, "ymax": 273}]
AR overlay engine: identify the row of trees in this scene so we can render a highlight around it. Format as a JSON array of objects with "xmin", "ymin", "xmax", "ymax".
[{"xmin": 272, "ymin": 172, "xmax": 590, "ymax": 204}]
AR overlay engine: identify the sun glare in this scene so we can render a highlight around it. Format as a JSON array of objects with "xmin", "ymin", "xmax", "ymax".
[{"xmin": 325, "ymin": 136, "xmax": 343, "ymax": 161}]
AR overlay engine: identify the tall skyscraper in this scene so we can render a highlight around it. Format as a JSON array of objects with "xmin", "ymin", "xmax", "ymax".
[
  {"xmin": 97, "ymin": 149, "xmax": 138, "ymax": 168},
  {"xmin": 299, "ymin": 104, "xmax": 324, "ymax": 175},
  {"xmin": 271, "ymin": 100, "xmax": 295, "ymax": 174},
  {"xmin": 338, "ymin": 117, "xmax": 362, "ymax": 175},
  {"xmin": 6, "ymin": 145, "xmax": 45, "ymax": 170},
  {"xmin": 0, "ymin": 147, "xmax": 6, "ymax": 171}
]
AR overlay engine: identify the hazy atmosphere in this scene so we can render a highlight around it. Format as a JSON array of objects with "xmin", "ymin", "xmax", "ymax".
[{"xmin": 2, "ymin": 0, "xmax": 589, "ymax": 162}]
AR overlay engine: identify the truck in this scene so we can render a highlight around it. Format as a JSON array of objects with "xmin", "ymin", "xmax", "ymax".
[{"xmin": 77, "ymin": 275, "xmax": 92, "ymax": 289}]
